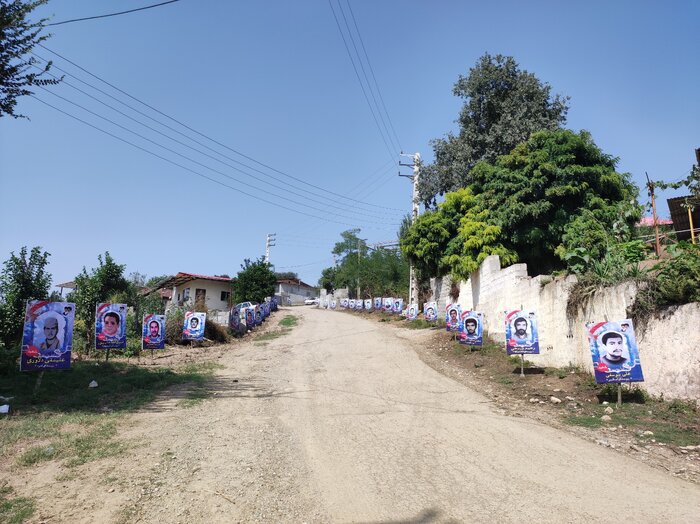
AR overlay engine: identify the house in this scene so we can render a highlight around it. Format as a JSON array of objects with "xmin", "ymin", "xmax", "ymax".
[
  {"xmin": 156, "ymin": 272, "xmax": 234, "ymax": 315},
  {"xmin": 276, "ymin": 278, "xmax": 317, "ymax": 305}
]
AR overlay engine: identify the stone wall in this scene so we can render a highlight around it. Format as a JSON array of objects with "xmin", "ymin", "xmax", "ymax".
[{"xmin": 431, "ymin": 255, "xmax": 700, "ymax": 401}]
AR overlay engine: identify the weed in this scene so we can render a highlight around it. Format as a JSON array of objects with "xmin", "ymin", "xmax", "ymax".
[
  {"xmin": 564, "ymin": 415, "xmax": 603, "ymax": 428},
  {"xmin": 405, "ymin": 319, "xmax": 433, "ymax": 329},
  {"xmin": 0, "ymin": 485, "xmax": 35, "ymax": 524},
  {"xmin": 177, "ymin": 385, "xmax": 211, "ymax": 408},
  {"xmin": 255, "ymin": 330, "xmax": 288, "ymax": 342},
  {"xmin": 278, "ymin": 315, "xmax": 298, "ymax": 328}
]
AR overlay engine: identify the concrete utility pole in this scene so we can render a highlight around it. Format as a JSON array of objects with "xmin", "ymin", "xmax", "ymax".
[
  {"xmin": 400, "ymin": 152, "xmax": 421, "ymax": 305},
  {"xmin": 264, "ymin": 233, "xmax": 276, "ymax": 263}
]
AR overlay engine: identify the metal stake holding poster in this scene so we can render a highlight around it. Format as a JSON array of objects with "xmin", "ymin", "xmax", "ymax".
[
  {"xmin": 618, "ymin": 383, "xmax": 622, "ymax": 407},
  {"xmin": 33, "ymin": 370, "xmax": 45, "ymax": 397}
]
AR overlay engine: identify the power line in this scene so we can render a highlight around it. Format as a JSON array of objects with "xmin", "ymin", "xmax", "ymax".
[
  {"xmin": 327, "ymin": 0, "xmax": 397, "ymax": 161},
  {"xmin": 30, "ymin": 58, "xmax": 401, "ymax": 222},
  {"xmin": 31, "ymin": 95, "xmax": 397, "ymax": 231},
  {"xmin": 37, "ymin": 44, "xmax": 406, "ymax": 213},
  {"xmin": 47, "ymin": 0, "xmax": 183, "ymax": 26},
  {"xmin": 344, "ymin": 0, "xmax": 403, "ymax": 152}
]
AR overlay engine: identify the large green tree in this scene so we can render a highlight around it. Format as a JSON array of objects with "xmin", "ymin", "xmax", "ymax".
[
  {"xmin": 0, "ymin": 246, "xmax": 51, "ymax": 347},
  {"xmin": 403, "ymin": 129, "xmax": 641, "ymax": 278},
  {"xmin": 1, "ymin": 0, "xmax": 61, "ymax": 118},
  {"xmin": 233, "ymin": 257, "xmax": 276, "ymax": 304},
  {"xmin": 418, "ymin": 53, "xmax": 569, "ymax": 206}
]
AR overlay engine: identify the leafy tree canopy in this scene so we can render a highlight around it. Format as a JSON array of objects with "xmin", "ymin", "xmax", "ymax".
[
  {"xmin": 0, "ymin": 245, "xmax": 51, "ymax": 347},
  {"xmin": 418, "ymin": 53, "xmax": 569, "ymax": 206},
  {"xmin": 275, "ymin": 271, "xmax": 299, "ymax": 281},
  {"xmin": 320, "ymin": 230, "xmax": 408, "ymax": 299},
  {"xmin": 233, "ymin": 257, "xmax": 276, "ymax": 304},
  {"xmin": 1, "ymin": 0, "xmax": 61, "ymax": 118},
  {"xmin": 403, "ymin": 129, "xmax": 641, "ymax": 278}
]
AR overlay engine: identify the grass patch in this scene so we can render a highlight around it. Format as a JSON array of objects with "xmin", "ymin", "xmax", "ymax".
[
  {"xmin": 176, "ymin": 385, "xmax": 211, "ymax": 408},
  {"xmin": 404, "ymin": 319, "xmax": 434, "ymax": 329},
  {"xmin": 564, "ymin": 415, "xmax": 604, "ymax": 428},
  {"xmin": 0, "ymin": 361, "xmax": 221, "ymax": 466},
  {"xmin": 0, "ymin": 485, "xmax": 35, "ymax": 524},
  {"xmin": 255, "ymin": 330, "xmax": 288, "ymax": 342},
  {"xmin": 278, "ymin": 315, "xmax": 298, "ymax": 328}
]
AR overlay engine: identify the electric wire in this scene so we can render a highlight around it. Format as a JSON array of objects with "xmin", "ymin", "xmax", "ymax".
[
  {"xmin": 30, "ymin": 59, "xmax": 401, "ymax": 222},
  {"xmin": 335, "ymin": 0, "xmax": 399, "ymax": 154},
  {"xmin": 31, "ymin": 95, "xmax": 397, "ymax": 231},
  {"xmin": 47, "ymin": 0, "xmax": 183, "ymax": 26},
  {"xmin": 344, "ymin": 0, "xmax": 403, "ymax": 152},
  {"xmin": 327, "ymin": 0, "xmax": 397, "ymax": 162},
  {"xmin": 37, "ymin": 44, "xmax": 406, "ymax": 213}
]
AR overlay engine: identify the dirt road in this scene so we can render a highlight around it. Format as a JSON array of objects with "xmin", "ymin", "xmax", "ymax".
[{"xmin": 24, "ymin": 307, "xmax": 700, "ymax": 523}]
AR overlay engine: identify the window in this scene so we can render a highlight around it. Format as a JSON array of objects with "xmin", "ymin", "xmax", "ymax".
[
  {"xmin": 221, "ymin": 291, "xmax": 231, "ymax": 302},
  {"xmin": 183, "ymin": 288, "xmax": 190, "ymax": 301}
]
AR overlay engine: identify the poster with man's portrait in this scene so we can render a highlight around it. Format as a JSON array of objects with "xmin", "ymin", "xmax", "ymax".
[
  {"xmin": 445, "ymin": 304, "xmax": 462, "ymax": 332},
  {"xmin": 373, "ymin": 297, "xmax": 382, "ymax": 310},
  {"xmin": 406, "ymin": 304, "xmax": 419, "ymax": 320},
  {"xmin": 330, "ymin": 300, "xmax": 337, "ymax": 310},
  {"xmin": 459, "ymin": 311, "xmax": 483, "ymax": 346},
  {"xmin": 587, "ymin": 319, "xmax": 644, "ymax": 383},
  {"xmin": 244, "ymin": 307, "xmax": 255, "ymax": 329},
  {"xmin": 340, "ymin": 298, "xmax": 349, "ymax": 309},
  {"xmin": 182, "ymin": 311, "xmax": 206, "ymax": 340},
  {"xmin": 355, "ymin": 299, "xmax": 363, "ymax": 311},
  {"xmin": 142, "ymin": 314, "xmax": 165, "ymax": 350},
  {"xmin": 364, "ymin": 299, "xmax": 372, "ymax": 310},
  {"xmin": 270, "ymin": 296, "xmax": 278, "ymax": 311},
  {"xmin": 392, "ymin": 298, "xmax": 403, "ymax": 314},
  {"xmin": 262, "ymin": 301, "xmax": 270, "ymax": 318},
  {"xmin": 349, "ymin": 299, "xmax": 356, "ymax": 310},
  {"xmin": 505, "ymin": 310, "xmax": 539, "ymax": 354},
  {"xmin": 228, "ymin": 306, "xmax": 243, "ymax": 334},
  {"xmin": 383, "ymin": 297, "xmax": 393, "ymax": 312},
  {"xmin": 20, "ymin": 301, "xmax": 75, "ymax": 371},
  {"xmin": 254, "ymin": 305, "xmax": 262, "ymax": 326},
  {"xmin": 95, "ymin": 303, "xmax": 127, "ymax": 350},
  {"xmin": 423, "ymin": 302, "xmax": 438, "ymax": 322}
]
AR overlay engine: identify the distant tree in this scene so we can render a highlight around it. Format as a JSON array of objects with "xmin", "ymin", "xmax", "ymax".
[
  {"xmin": 233, "ymin": 257, "xmax": 276, "ymax": 304},
  {"xmin": 318, "ymin": 266, "xmax": 338, "ymax": 294},
  {"xmin": 0, "ymin": 0, "xmax": 62, "ymax": 118},
  {"xmin": 418, "ymin": 53, "xmax": 569, "ymax": 206},
  {"xmin": 0, "ymin": 246, "xmax": 51, "ymax": 347},
  {"xmin": 145, "ymin": 274, "xmax": 171, "ymax": 288}
]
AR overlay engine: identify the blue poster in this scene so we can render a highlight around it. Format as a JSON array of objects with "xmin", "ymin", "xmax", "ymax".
[
  {"xmin": 383, "ymin": 297, "xmax": 393, "ymax": 312},
  {"xmin": 445, "ymin": 303, "xmax": 462, "ymax": 332},
  {"xmin": 341, "ymin": 298, "xmax": 349, "ymax": 309},
  {"xmin": 406, "ymin": 303, "xmax": 419, "ymax": 320},
  {"xmin": 349, "ymin": 299, "xmax": 356, "ymax": 309},
  {"xmin": 505, "ymin": 310, "xmax": 539, "ymax": 354},
  {"xmin": 228, "ymin": 306, "xmax": 243, "ymax": 334},
  {"xmin": 244, "ymin": 307, "xmax": 255, "ymax": 330},
  {"xmin": 254, "ymin": 305, "xmax": 262, "ymax": 326},
  {"xmin": 95, "ymin": 303, "xmax": 127, "ymax": 350},
  {"xmin": 262, "ymin": 301, "xmax": 270, "ymax": 318},
  {"xmin": 355, "ymin": 299, "xmax": 363, "ymax": 311},
  {"xmin": 392, "ymin": 298, "xmax": 403, "ymax": 314},
  {"xmin": 364, "ymin": 299, "xmax": 372, "ymax": 310},
  {"xmin": 587, "ymin": 320, "xmax": 644, "ymax": 383},
  {"xmin": 424, "ymin": 302, "xmax": 437, "ymax": 322},
  {"xmin": 373, "ymin": 297, "xmax": 382, "ymax": 310},
  {"xmin": 330, "ymin": 300, "xmax": 337, "ymax": 310},
  {"xmin": 142, "ymin": 313, "xmax": 165, "ymax": 350},
  {"xmin": 459, "ymin": 311, "xmax": 483, "ymax": 346},
  {"xmin": 182, "ymin": 311, "xmax": 206, "ymax": 340},
  {"xmin": 20, "ymin": 301, "xmax": 75, "ymax": 371},
  {"xmin": 270, "ymin": 297, "xmax": 278, "ymax": 311}
]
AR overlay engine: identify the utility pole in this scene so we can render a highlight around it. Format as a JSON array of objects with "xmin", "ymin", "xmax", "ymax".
[
  {"xmin": 645, "ymin": 173, "xmax": 661, "ymax": 257},
  {"xmin": 264, "ymin": 233, "xmax": 276, "ymax": 263},
  {"xmin": 400, "ymin": 152, "xmax": 421, "ymax": 305},
  {"xmin": 356, "ymin": 238, "xmax": 361, "ymax": 299}
]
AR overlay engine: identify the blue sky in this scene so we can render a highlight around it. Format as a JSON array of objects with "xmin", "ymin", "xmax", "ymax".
[{"xmin": 1, "ymin": 0, "xmax": 698, "ymax": 290}]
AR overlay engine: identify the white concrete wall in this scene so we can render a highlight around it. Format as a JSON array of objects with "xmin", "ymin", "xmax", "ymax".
[{"xmin": 432, "ymin": 255, "xmax": 700, "ymax": 401}]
